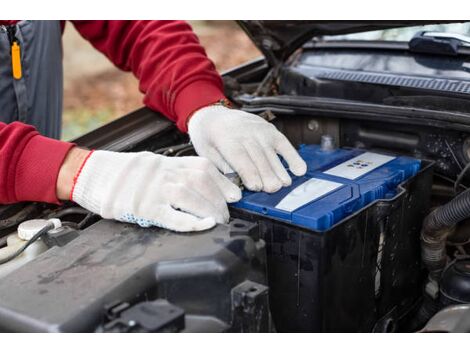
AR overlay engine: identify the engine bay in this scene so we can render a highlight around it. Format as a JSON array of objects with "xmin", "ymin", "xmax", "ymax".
[
  {"xmin": 0, "ymin": 116, "xmax": 465, "ymax": 332},
  {"xmin": 3, "ymin": 47, "xmax": 470, "ymax": 332}
]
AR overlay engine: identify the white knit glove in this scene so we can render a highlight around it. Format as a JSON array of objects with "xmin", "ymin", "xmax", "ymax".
[
  {"xmin": 71, "ymin": 150, "xmax": 241, "ymax": 232},
  {"xmin": 188, "ymin": 106, "xmax": 307, "ymax": 193}
]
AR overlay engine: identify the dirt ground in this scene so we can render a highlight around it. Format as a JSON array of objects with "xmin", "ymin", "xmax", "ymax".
[{"xmin": 62, "ymin": 21, "xmax": 260, "ymax": 140}]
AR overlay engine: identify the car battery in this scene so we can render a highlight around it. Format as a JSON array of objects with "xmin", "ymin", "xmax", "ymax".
[
  {"xmin": 230, "ymin": 144, "xmax": 434, "ymax": 332},
  {"xmin": 232, "ymin": 144, "xmax": 421, "ymax": 231}
]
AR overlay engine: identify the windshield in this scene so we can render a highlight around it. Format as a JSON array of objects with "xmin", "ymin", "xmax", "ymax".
[{"xmin": 322, "ymin": 23, "xmax": 470, "ymax": 42}]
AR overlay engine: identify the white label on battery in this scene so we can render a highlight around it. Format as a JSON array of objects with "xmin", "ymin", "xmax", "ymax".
[
  {"xmin": 323, "ymin": 152, "xmax": 396, "ymax": 180},
  {"xmin": 275, "ymin": 178, "xmax": 343, "ymax": 212}
]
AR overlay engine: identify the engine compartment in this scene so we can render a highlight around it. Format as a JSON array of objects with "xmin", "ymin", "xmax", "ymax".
[{"xmin": 2, "ymin": 51, "xmax": 470, "ymax": 332}]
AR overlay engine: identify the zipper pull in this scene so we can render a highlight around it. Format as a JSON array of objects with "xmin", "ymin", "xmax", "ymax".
[
  {"xmin": 6, "ymin": 25, "xmax": 22, "ymax": 80},
  {"xmin": 11, "ymin": 41, "xmax": 22, "ymax": 80}
]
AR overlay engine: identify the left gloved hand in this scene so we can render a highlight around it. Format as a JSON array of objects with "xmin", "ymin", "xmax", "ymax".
[{"xmin": 188, "ymin": 105, "xmax": 307, "ymax": 193}]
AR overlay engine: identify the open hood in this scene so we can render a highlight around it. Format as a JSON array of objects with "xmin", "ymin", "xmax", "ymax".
[{"xmin": 237, "ymin": 21, "xmax": 460, "ymax": 66}]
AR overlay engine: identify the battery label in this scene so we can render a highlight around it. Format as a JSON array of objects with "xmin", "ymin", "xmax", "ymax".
[
  {"xmin": 323, "ymin": 152, "xmax": 396, "ymax": 180},
  {"xmin": 275, "ymin": 178, "xmax": 343, "ymax": 212}
]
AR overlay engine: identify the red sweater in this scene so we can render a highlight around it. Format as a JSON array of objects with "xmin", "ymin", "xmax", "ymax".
[{"xmin": 0, "ymin": 20, "xmax": 226, "ymax": 205}]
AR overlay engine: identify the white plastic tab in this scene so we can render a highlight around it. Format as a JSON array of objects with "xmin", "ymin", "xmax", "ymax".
[
  {"xmin": 275, "ymin": 178, "xmax": 343, "ymax": 212},
  {"xmin": 323, "ymin": 152, "xmax": 396, "ymax": 180}
]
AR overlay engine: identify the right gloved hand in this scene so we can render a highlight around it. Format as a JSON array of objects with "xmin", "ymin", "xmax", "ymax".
[
  {"xmin": 188, "ymin": 106, "xmax": 307, "ymax": 193},
  {"xmin": 69, "ymin": 150, "xmax": 242, "ymax": 232}
]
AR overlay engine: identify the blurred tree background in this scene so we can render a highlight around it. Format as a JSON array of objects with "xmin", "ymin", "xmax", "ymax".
[{"xmin": 62, "ymin": 20, "xmax": 260, "ymax": 141}]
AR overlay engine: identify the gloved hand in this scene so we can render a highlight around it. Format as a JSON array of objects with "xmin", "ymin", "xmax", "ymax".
[
  {"xmin": 188, "ymin": 106, "xmax": 307, "ymax": 193},
  {"xmin": 70, "ymin": 150, "xmax": 241, "ymax": 232}
]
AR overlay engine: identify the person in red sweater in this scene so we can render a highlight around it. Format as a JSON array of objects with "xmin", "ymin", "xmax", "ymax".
[{"xmin": 0, "ymin": 20, "xmax": 306, "ymax": 232}]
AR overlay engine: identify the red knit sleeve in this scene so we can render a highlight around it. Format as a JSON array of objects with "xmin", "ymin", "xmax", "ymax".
[
  {"xmin": 71, "ymin": 20, "xmax": 226, "ymax": 132},
  {"xmin": 0, "ymin": 122, "xmax": 75, "ymax": 204}
]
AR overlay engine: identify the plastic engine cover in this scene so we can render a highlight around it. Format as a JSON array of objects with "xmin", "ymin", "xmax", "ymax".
[
  {"xmin": 0, "ymin": 219, "xmax": 269, "ymax": 333},
  {"xmin": 232, "ymin": 144, "xmax": 421, "ymax": 231}
]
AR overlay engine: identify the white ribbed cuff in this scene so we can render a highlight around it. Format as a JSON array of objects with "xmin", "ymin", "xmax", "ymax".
[{"xmin": 72, "ymin": 150, "xmax": 115, "ymax": 215}]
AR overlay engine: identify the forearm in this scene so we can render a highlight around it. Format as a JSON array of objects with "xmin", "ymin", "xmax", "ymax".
[
  {"xmin": 0, "ymin": 122, "xmax": 75, "ymax": 204},
  {"xmin": 71, "ymin": 20, "xmax": 225, "ymax": 132}
]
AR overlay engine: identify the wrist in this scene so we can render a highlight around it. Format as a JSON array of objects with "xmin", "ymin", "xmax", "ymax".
[
  {"xmin": 56, "ymin": 147, "xmax": 92, "ymax": 201},
  {"xmin": 173, "ymin": 80, "xmax": 226, "ymax": 133},
  {"xmin": 186, "ymin": 98, "xmax": 233, "ymax": 129}
]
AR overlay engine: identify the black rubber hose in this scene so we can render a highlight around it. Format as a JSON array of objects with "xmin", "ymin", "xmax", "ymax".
[
  {"xmin": 423, "ymin": 187, "xmax": 470, "ymax": 235},
  {"xmin": 415, "ymin": 187, "xmax": 470, "ymax": 329},
  {"xmin": 421, "ymin": 187, "xmax": 470, "ymax": 287}
]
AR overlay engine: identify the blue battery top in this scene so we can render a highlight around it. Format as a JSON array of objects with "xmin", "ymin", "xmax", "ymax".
[{"xmin": 231, "ymin": 144, "xmax": 421, "ymax": 232}]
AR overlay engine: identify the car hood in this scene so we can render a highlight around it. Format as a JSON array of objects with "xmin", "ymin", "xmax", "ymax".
[{"xmin": 237, "ymin": 21, "xmax": 460, "ymax": 65}]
